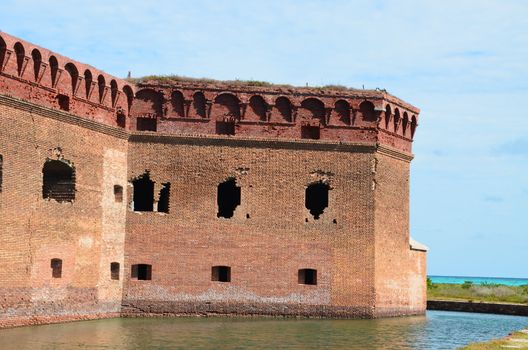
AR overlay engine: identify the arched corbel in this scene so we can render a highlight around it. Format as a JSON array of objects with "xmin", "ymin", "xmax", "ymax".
[
  {"xmin": 87, "ymin": 81, "xmax": 97, "ymax": 101},
  {"xmin": 324, "ymin": 107, "xmax": 332, "ymax": 125},
  {"xmin": 19, "ymin": 55, "xmax": 30, "ymax": 78},
  {"xmin": 239, "ymin": 101, "xmax": 248, "ymax": 120},
  {"xmin": 36, "ymin": 61, "xmax": 47, "ymax": 84},
  {"xmin": 374, "ymin": 106, "xmax": 385, "ymax": 127},
  {"xmin": 206, "ymin": 100, "xmax": 213, "ymax": 119},
  {"xmin": 184, "ymin": 98, "xmax": 192, "ymax": 118},
  {"xmin": 52, "ymin": 68, "xmax": 64, "ymax": 89},
  {"xmin": 1, "ymin": 49, "xmax": 13, "ymax": 72},
  {"xmin": 73, "ymin": 76, "xmax": 83, "ymax": 97},
  {"xmin": 112, "ymin": 90, "xmax": 122, "ymax": 109}
]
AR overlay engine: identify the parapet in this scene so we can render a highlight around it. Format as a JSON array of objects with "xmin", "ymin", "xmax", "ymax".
[{"xmin": 0, "ymin": 31, "xmax": 420, "ymax": 154}]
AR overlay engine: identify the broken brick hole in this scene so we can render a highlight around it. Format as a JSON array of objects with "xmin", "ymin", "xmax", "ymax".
[
  {"xmin": 136, "ymin": 117, "xmax": 157, "ymax": 131},
  {"xmin": 158, "ymin": 183, "xmax": 170, "ymax": 213},
  {"xmin": 217, "ymin": 178, "xmax": 240, "ymax": 218},
  {"xmin": 216, "ymin": 121, "xmax": 235, "ymax": 135},
  {"xmin": 301, "ymin": 125, "xmax": 320, "ymax": 140},
  {"xmin": 110, "ymin": 262, "xmax": 120, "ymax": 280},
  {"xmin": 51, "ymin": 258, "xmax": 62, "ymax": 278},
  {"xmin": 57, "ymin": 94, "xmax": 70, "ymax": 111},
  {"xmin": 305, "ymin": 182, "xmax": 329, "ymax": 220},
  {"xmin": 116, "ymin": 112, "xmax": 126, "ymax": 128},
  {"xmin": 132, "ymin": 173, "xmax": 154, "ymax": 211},
  {"xmin": 212, "ymin": 266, "xmax": 231, "ymax": 282},
  {"xmin": 131, "ymin": 264, "xmax": 152, "ymax": 280},
  {"xmin": 298, "ymin": 268, "xmax": 317, "ymax": 285},
  {"xmin": 42, "ymin": 159, "xmax": 75, "ymax": 202}
]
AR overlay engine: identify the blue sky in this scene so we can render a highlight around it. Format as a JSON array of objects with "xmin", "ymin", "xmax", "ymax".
[{"xmin": 2, "ymin": 0, "xmax": 527, "ymax": 278}]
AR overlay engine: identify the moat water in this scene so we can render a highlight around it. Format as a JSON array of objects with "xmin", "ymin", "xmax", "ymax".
[{"xmin": 0, "ymin": 311, "xmax": 526, "ymax": 350}]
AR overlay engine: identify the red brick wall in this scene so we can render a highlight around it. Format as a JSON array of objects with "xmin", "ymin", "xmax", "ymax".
[
  {"xmin": 122, "ymin": 137, "xmax": 377, "ymax": 317},
  {"xmin": 373, "ymin": 151, "xmax": 426, "ymax": 317},
  {"xmin": 0, "ymin": 97, "xmax": 127, "ymax": 328}
]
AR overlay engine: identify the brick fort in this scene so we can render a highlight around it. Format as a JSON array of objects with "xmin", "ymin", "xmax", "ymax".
[{"xmin": 0, "ymin": 31, "xmax": 427, "ymax": 328}]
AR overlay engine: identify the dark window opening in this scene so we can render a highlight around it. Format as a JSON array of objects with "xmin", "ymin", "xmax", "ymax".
[
  {"xmin": 158, "ymin": 182, "xmax": 170, "ymax": 213},
  {"xmin": 305, "ymin": 182, "xmax": 329, "ymax": 219},
  {"xmin": 110, "ymin": 262, "xmax": 120, "ymax": 280},
  {"xmin": 301, "ymin": 125, "xmax": 320, "ymax": 140},
  {"xmin": 131, "ymin": 264, "xmax": 152, "ymax": 280},
  {"xmin": 116, "ymin": 112, "xmax": 126, "ymax": 128},
  {"xmin": 14, "ymin": 42, "xmax": 25, "ymax": 77},
  {"xmin": 192, "ymin": 92, "xmax": 207, "ymax": 117},
  {"xmin": 298, "ymin": 269, "xmax": 317, "ymax": 285},
  {"xmin": 42, "ymin": 160, "xmax": 75, "ymax": 202},
  {"xmin": 137, "ymin": 117, "xmax": 157, "ymax": 131},
  {"xmin": 98, "ymin": 75, "xmax": 106, "ymax": 103},
  {"xmin": 51, "ymin": 258, "xmax": 62, "ymax": 278},
  {"xmin": 217, "ymin": 178, "xmax": 240, "ymax": 218},
  {"xmin": 57, "ymin": 94, "xmax": 70, "ymax": 111},
  {"xmin": 114, "ymin": 185, "xmax": 123, "ymax": 203},
  {"xmin": 110, "ymin": 80, "xmax": 118, "ymax": 107},
  {"xmin": 132, "ymin": 173, "xmax": 154, "ymax": 211},
  {"xmin": 216, "ymin": 121, "xmax": 235, "ymax": 135},
  {"xmin": 49, "ymin": 56, "xmax": 59, "ymax": 87},
  {"xmin": 212, "ymin": 266, "xmax": 231, "ymax": 282},
  {"xmin": 32, "ymin": 49, "xmax": 42, "ymax": 82}
]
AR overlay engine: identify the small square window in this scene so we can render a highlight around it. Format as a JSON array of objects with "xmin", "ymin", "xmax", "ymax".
[
  {"xmin": 301, "ymin": 126, "xmax": 320, "ymax": 140},
  {"xmin": 57, "ymin": 94, "xmax": 70, "ymax": 111},
  {"xmin": 131, "ymin": 264, "xmax": 152, "ymax": 280},
  {"xmin": 298, "ymin": 268, "xmax": 317, "ymax": 285},
  {"xmin": 212, "ymin": 266, "xmax": 231, "ymax": 282}
]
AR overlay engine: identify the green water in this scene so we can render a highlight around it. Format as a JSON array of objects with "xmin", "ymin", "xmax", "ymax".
[{"xmin": 0, "ymin": 311, "xmax": 526, "ymax": 350}]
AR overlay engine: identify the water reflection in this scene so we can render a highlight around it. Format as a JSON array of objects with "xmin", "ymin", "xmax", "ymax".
[{"xmin": 0, "ymin": 311, "xmax": 526, "ymax": 350}]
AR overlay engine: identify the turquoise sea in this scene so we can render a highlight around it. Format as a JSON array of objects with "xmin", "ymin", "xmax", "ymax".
[{"xmin": 429, "ymin": 275, "xmax": 528, "ymax": 286}]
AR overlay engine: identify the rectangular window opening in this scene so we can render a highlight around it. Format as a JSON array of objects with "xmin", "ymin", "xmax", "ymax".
[
  {"xmin": 51, "ymin": 258, "xmax": 62, "ymax": 278},
  {"xmin": 216, "ymin": 121, "xmax": 235, "ymax": 135},
  {"xmin": 131, "ymin": 264, "xmax": 152, "ymax": 280},
  {"xmin": 301, "ymin": 125, "xmax": 320, "ymax": 140},
  {"xmin": 136, "ymin": 117, "xmax": 157, "ymax": 131},
  {"xmin": 298, "ymin": 268, "xmax": 317, "ymax": 285},
  {"xmin": 114, "ymin": 185, "xmax": 123, "ymax": 203},
  {"xmin": 211, "ymin": 266, "xmax": 231, "ymax": 282},
  {"xmin": 57, "ymin": 94, "xmax": 70, "ymax": 111},
  {"xmin": 110, "ymin": 262, "xmax": 120, "ymax": 280}
]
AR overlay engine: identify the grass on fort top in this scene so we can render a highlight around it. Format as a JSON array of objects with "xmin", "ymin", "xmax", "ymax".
[
  {"xmin": 126, "ymin": 74, "xmax": 386, "ymax": 92},
  {"xmin": 460, "ymin": 329, "xmax": 528, "ymax": 349},
  {"xmin": 427, "ymin": 278, "xmax": 528, "ymax": 304}
]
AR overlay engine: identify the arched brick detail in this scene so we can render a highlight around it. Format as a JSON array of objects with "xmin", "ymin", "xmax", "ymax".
[
  {"xmin": 84, "ymin": 70, "xmax": 93, "ymax": 100},
  {"xmin": 359, "ymin": 101, "xmax": 376, "ymax": 123},
  {"xmin": 384, "ymin": 105, "xmax": 392, "ymax": 130},
  {"xmin": 131, "ymin": 89, "xmax": 163, "ymax": 118},
  {"xmin": 300, "ymin": 98, "xmax": 325, "ymax": 125},
  {"xmin": 393, "ymin": 108, "xmax": 401, "ymax": 134},
  {"xmin": 213, "ymin": 93, "xmax": 240, "ymax": 121},
  {"xmin": 246, "ymin": 95, "xmax": 267, "ymax": 121},
  {"xmin": 271, "ymin": 96, "xmax": 292, "ymax": 123},
  {"xmin": 31, "ymin": 49, "xmax": 42, "ymax": 82},
  {"xmin": 170, "ymin": 90, "xmax": 185, "ymax": 118},
  {"xmin": 64, "ymin": 63, "xmax": 79, "ymax": 95},
  {"xmin": 14, "ymin": 42, "xmax": 25, "ymax": 77},
  {"xmin": 329, "ymin": 100, "xmax": 350, "ymax": 126},
  {"xmin": 189, "ymin": 91, "xmax": 206, "ymax": 118}
]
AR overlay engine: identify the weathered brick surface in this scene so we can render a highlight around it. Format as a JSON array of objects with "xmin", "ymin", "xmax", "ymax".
[{"xmin": 0, "ymin": 31, "xmax": 426, "ymax": 328}]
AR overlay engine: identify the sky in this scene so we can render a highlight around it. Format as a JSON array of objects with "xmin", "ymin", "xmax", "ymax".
[{"xmin": 1, "ymin": 0, "xmax": 527, "ymax": 278}]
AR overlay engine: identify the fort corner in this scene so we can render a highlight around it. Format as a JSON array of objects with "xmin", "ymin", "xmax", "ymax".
[{"xmin": 0, "ymin": 31, "xmax": 426, "ymax": 327}]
